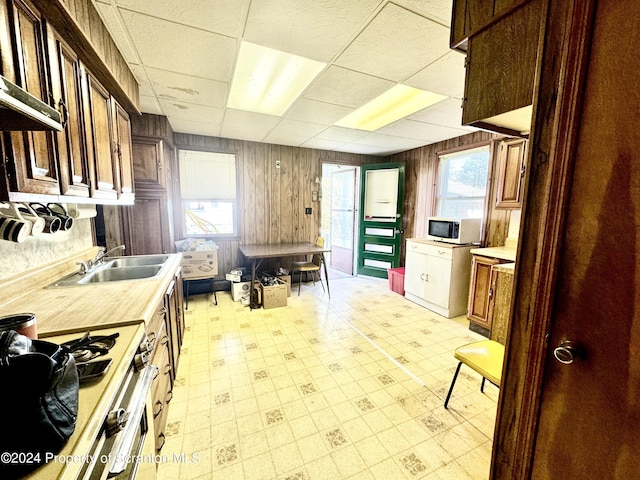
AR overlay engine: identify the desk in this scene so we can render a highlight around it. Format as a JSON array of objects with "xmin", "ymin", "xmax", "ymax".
[{"xmin": 239, "ymin": 242, "xmax": 331, "ymax": 308}]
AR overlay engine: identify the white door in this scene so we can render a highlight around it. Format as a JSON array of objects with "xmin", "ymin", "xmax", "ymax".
[
  {"xmin": 423, "ymin": 255, "xmax": 451, "ymax": 308},
  {"xmin": 404, "ymin": 249, "xmax": 427, "ymax": 297}
]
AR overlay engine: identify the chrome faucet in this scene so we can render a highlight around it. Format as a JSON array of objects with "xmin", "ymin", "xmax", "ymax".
[
  {"xmin": 77, "ymin": 245, "xmax": 126, "ymax": 274},
  {"xmin": 91, "ymin": 245, "xmax": 126, "ymax": 266}
]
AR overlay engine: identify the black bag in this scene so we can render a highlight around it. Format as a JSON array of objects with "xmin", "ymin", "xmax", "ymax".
[{"xmin": 0, "ymin": 330, "xmax": 79, "ymax": 478}]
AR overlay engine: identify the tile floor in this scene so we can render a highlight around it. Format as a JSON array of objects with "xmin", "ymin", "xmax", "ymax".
[{"xmin": 157, "ymin": 274, "xmax": 498, "ymax": 480}]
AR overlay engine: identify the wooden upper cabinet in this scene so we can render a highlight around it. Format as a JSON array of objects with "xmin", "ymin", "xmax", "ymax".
[
  {"xmin": 495, "ymin": 138, "xmax": 527, "ymax": 209},
  {"xmin": 450, "ymin": 0, "xmax": 532, "ymax": 51},
  {"xmin": 112, "ymin": 101, "xmax": 134, "ymax": 202},
  {"xmin": 459, "ymin": 0, "xmax": 542, "ymax": 135},
  {"xmin": 47, "ymin": 27, "xmax": 90, "ymax": 198},
  {"xmin": 82, "ymin": 67, "xmax": 118, "ymax": 200},
  {"xmin": 4, "ymin": 0, "xmax": 60, "ymax": 196},
  {"xmin": 132, "ymin": 136, "xmax": 166, "ymax": 188}
]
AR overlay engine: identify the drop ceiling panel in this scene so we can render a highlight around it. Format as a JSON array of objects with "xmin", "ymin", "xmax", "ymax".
[
  {"xmin": 284, "ymin": 98, "xmax": 353, "ymax": 125},
  {"xmin": 220, "ymin": 109, "xmax": 280, "ymax": 141},
  {"xmin": 304, "ymin": 66, "xmax": 394, "ymax": 108},
  {"xmin": 158, "ymin": 99, "xmax": 225, "ymax": 126},
  {"xmin": 119, "ymin": 9, "xmax": 236, "ymax": 81},
  {"xmin": 243, "ymin": 0, "xmax": 382, "ymax": 62},
  {"xmin": 91, "ymin": 0, "xmax": 480, "ymax": 156},
  {"xmin": 302, "ymin": 138, "xmax": 347, "ymax": 151},
  {"xmin": 139, "ymin": 95, "xmax": 163, "ymax": 115},
  {"xmin": 405, "ymin": 51, "xmax": 466, "ymax": 98},
  {"xmin": 114, "ymin": 0, "xmax": 249, "ymax": 37},
  {"xmin": 396, "ymin": 0, "xmax": 453, "ymax": 25},
  {"xmin": 315, "ymin": 126, "xmax": 369, "ymax": 143},
  {"xmin": 170, "ymin": 118, "xmax": 222, "ymax": 137},
  {"xmin": 335, "ymin": 3, "xmax": 450, "ymax": 82},
  {"xmin": 146, "ymin": 67, "xmax": 227, "ymax": 108}
]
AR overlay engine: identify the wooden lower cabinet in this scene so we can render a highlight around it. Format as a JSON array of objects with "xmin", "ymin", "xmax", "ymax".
[
  {"xmin": 147, "ymin": 272, "xmax": 184, "ymax": 453},
  {"xmin": 467, "ymin": 254, "xmax": 513, "ymax": 336},
  {"xmin": 488, "ymin": 264, "xmax": 514, "ymax": 344}
]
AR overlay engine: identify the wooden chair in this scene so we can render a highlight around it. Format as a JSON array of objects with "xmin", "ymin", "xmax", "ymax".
[
  {"xmin": 444, "ymin": 339, "xmax": 504, "ymax": 409},
  {"xmin": 292, "ymin": 237, "xmax": 325, "ymax": 296}
]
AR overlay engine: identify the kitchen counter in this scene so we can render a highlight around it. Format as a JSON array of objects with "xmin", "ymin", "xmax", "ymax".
[
  {"xmin": 470, "ymin": 245, "xmax": 517, "ymax": 262},
  {"xmin": 0, "ymin": 248, "xmax": 182, "ymax": 336},
  {"xmin": 24, "ymin": 324, "xmax": 145, "ymax": 480}
]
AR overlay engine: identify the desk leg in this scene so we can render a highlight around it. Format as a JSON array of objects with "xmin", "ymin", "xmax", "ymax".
[
  {"xmin": 250, "ymin": 258, "xmax": 258, "ymax": 310},
  {"xmin": 321, "ymin": 253, "xmax": 331, "ymax": 299}
]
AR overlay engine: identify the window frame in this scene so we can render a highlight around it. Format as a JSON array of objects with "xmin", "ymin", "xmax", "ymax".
[
  {"xmin": 177, "ymin": 148, "xmax": 240, "ymax": 240},
  {"xmin": 434, "ymin": 142, "xmax": 493, "ymax": 234}
]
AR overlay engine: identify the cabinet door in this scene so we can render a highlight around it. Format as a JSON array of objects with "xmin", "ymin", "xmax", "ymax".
[
  {"xmin": 495, "ymin": 138, "xmax": 526, "ymax": 209},
  {"xmin": 423, "ymin": 254, "xmax": 452, "ymax": 308},
  {"xmin": 82, "ymin": 67, "xmax": 118, "ymax": 200},
  {"xmin": 404, "ymin": 248, "xmax": 428, "ymax": 297},
  {"xmin": 47, "ymin": 28, "xmax": 90, "ymax": 197},
  {"xmin": 6, "ymin": 0, "xmax": 60, "ymax": 195},
  {"xmin": 164, "ymin": 279, "xmax": 180, "ymax": 379},
  {"xmin": 112, "ymin": 101, "xmax": 134, "ymax": 201},
  {"xmin": 467, "ymin": 255, "xmax": 502, "ymax": 326},
  {"xmin": 132, "ymin": 136, "xmax": 165, "ymax": 187},
  {"xmin": 128, "ymin": 193, "xmax": 171, "ymax": 255}
]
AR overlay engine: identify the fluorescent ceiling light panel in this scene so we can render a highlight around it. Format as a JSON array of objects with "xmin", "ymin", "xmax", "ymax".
[
  {"xmin": 335, "ymin": 85, "xmax": 447, "ymax": 131},
  {"xmin": 228, "ymin": 42, "xmax": 326, "ymax": 116}
]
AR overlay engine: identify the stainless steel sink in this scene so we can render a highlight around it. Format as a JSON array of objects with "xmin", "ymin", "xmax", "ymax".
[
  {"xmin": 79, "ymin": 265, "xmax": 163, "ymax": 284},
  {"xmin": 105, "ymin": 255, "xmax": 169, "ymax": 268},
  {"xmin": 48, "ymin": 255, "xmax": 171, "ymax": 287}
]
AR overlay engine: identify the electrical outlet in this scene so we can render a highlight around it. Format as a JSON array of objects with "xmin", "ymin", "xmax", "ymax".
[
  {"xmin": 275, "ymin": 160, "xmax": 281, "ymax": 169},
  {"xmin": 305, "ymin": 207, "xmax": 312, "ymax": 215}
]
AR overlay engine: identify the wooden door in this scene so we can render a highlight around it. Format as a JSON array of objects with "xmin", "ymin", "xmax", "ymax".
[
  {"xmin": 112, "ymin": 101, "xmax": 134, "ymax": 202},
  {"xmin": 82, "ymin": 67, "xmax": 117, "ymax": 200},
  {"xmin": 493, "ymin": 1, "xmax": 640, "ymax": 478},
  {"xmin": 47, "ymin": 27, "xmax": 90, "ymax": 197},
  {"xmin": 6, "ymin": 0, "xmax": 60, "ymax": 195},
  {"xmin": 495, "ymin": 138, "xmax": 526, "ymax": 209},
  {"xmin": 357, "ymin": 162, "xmax": 405, "ymax": 278}
]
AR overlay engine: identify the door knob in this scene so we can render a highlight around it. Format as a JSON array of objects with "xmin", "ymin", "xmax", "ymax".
[{"xmin": 553, "ymin": 340, "xmax": 583, "ymax": 365}]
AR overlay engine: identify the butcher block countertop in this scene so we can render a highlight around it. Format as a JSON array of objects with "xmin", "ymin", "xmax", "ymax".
[
  {"xmin": 0, "ymin": 247, "xmax": 182, "ymax": 337},
  {"xmin": 470, "ymin": 245, "xmax": 517, "ymax": 262}
]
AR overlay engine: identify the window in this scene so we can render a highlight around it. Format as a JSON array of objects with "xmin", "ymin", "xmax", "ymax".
[
  {"xmin": 436, "ymin": 145, "xmax": 490, "ymax": 219},
  {"xmin": 179, "ymin": 149, "xmax": 237, "ymax": 236}
]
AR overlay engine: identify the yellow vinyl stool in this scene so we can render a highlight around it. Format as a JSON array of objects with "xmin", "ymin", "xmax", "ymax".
[{"xmin": 444, "ymin": 340, "xmax": 505, "ymax": 409}]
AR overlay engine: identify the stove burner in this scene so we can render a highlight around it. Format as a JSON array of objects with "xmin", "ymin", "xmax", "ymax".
[{"xmin": 62, "ymin": 332, "xmax": 119, "ymax": 363}]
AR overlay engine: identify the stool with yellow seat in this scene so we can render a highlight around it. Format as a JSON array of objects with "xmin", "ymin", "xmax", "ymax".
[{"xmin": 444, "ymin": 339, "xmax": 505, "ymax": 409}]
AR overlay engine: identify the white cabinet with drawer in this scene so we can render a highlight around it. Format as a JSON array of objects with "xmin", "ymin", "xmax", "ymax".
[{"xmin": 404, "ymin": 239, "xmax": 474, "ymax": 318}]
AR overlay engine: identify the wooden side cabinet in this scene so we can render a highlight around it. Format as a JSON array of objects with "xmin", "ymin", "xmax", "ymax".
[
  {"xmin": 495, "ymin": 138, "xmax": 527, "ymax": 209},
  {"xmin": 467, "ymin": 254, "xmax": 513, "ymax": 334}
]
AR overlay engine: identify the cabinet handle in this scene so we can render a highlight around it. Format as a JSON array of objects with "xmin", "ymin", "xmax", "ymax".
[
  {"xmin": 166, "ymin": 390, "xmax": 173, "ymax": 403},
  {"xmin": 161, "ymin": 335, "xmax": 169, "ymax": 347},
  {"xmin": 164, "ymin": 364, "xmax": 172, "ymax": 376},
  {"xmin": 157, "ymin": 433, "xmax": 166, "ymax": 452},
  {"xmin": 438, "ymin": 250, "xmax": 446, "ymax": 255},
  {"xmin": 147, "ymin": 332, "xmax": 157, "ymax": 343},
  {"xmin": 57, "ymin": 98, "xmax": 69, "ymax": 129},
  {"xmin": 425, "ymin": 274, "xmax": 429, "ymax": 282},
  {"xmin": 420, "ymin": 273, "xmax": 425, "ymax": 281},
  {"xmin": 153, "ymin": 399, "xmax": 163, "ymax": 418},
  {"xmin": 488, "ymin": 288, "xmax": 494, "ymax": 299}
]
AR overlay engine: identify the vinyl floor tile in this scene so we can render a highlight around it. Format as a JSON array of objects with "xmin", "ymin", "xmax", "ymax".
[{"xmin": 157, "ymin": 275, "xmax": 496, "ymax": 479}]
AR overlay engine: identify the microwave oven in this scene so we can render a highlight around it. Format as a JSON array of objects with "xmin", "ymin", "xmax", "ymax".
[{"xmin": 426, "ymin": 217, "xmax": 482, "ymax": 244}]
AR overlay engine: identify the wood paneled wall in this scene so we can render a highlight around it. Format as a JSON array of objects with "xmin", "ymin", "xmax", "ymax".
[
  {"xmin": 173, "ymin": 133, "xmax": 379, "ymax": 275},
  {"xmin": 389, "ymin": 130, "xmax": 509, "ymax": 253}
]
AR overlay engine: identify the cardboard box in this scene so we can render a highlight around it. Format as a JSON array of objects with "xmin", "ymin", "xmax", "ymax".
[
  {"xmin": 276, "ymin": 274, "xmax": 291, "ymax": 297},
  {"xmin": 231, "ymin": 281, "xmax": 251, "ymax": 302},
  {"xmin": 225, "ymin": 272, "xmax": 243, "ymax": 283},
  {"xmin": 260, "ymin": 279, "xmax": 288, "ymax": 309},
  {"xmin": 180, "ymin": 251, "xmax": 218, "ymax": 280}
]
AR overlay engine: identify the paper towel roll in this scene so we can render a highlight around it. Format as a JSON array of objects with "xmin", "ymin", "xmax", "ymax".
[{"xmin": 67, "ymin": 204, "xmax": 97, "ymax": 219}]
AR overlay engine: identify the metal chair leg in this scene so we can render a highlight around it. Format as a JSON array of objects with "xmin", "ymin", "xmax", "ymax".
[{"xmin": 444, "ymin": 362, "xmax": 463, "ymax": 409}]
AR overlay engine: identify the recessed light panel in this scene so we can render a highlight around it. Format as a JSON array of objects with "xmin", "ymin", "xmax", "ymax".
[
  {"xmin": 336, "ymin": 85, "xmax": 447, "ymax": 131},
  {"xmin": 228, "ymin": 42, "xmax": 326, "ymax": 116}
]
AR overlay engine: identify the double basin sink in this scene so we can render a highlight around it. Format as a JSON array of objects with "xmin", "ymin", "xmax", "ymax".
[{"xmin": 50, "ymin": 255, "xmax": 171, "ymax": 287}]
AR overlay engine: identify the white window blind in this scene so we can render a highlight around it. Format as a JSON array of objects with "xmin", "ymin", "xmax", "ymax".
[{"xmin": 179, "ymin": 150, "xmax": 236, "ymax": 200}]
